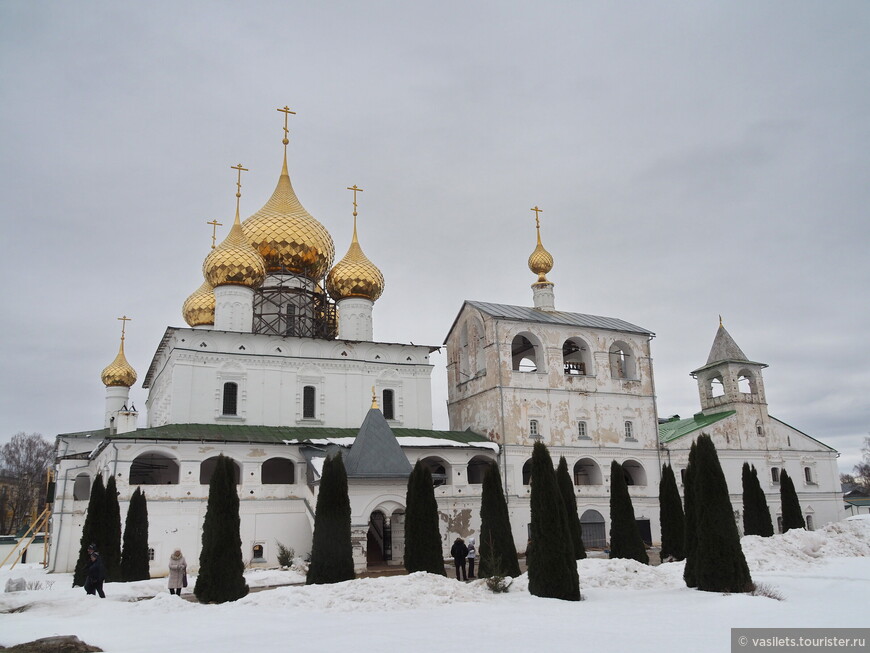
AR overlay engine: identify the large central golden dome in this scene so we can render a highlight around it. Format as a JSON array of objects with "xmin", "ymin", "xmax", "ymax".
[{"xmin": 242, "ymin": 154, "xmax": 335, "ymax": 279}]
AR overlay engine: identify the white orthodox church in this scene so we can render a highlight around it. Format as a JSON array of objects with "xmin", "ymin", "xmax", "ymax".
[{"xmin": 48, "ymin": 113, "xmax": 843, "ymax": 576}]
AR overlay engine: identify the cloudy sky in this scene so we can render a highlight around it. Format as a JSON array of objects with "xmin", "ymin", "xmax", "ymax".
[{"xmin": 1, "ymin": 2, "xmax": 867, "ymax": 473}]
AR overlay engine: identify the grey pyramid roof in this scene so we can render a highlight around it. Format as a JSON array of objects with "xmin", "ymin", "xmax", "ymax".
[
  {"xmin": 344, "ymin": 408, "xmax": 413, "ymax": 479},
  {"xmin": 706, "ymin": 325, "xmax": 748, "ymax": 365}
]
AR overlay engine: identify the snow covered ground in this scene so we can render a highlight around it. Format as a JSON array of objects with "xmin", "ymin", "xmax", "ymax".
[{"xmin": 2, "ymin": 517, "xmax": 868, "ymax": 653}]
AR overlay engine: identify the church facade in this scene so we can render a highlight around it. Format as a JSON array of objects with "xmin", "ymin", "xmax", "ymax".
[{"xmin": 48, "ymin": 113, "xmax": 843, "ymax": 576}]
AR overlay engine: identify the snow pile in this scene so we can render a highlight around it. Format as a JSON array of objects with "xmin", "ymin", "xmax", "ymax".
[
  {"xmin": 241, "ymin": 572, "xmax": 491, "ymax": 612},
  {"xmin": 742, "ymin": 518, "xmax": 870, "ymax": 572}
]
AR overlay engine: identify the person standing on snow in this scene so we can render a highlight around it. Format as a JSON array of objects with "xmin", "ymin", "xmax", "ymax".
[
  {"xmin": 168, "ymin": 549, "xmax": 188, "ymax": 595},
  {"xmin": 451, "ymin": 536, "xmax": 468, "ymax": 581},
  {"xmin": 466, "ymin": 536, "xmax": 477, "ymax": 579},
  {"xmin": 84, "ymin": 545, "xmax": 106, "ymax": 598}
]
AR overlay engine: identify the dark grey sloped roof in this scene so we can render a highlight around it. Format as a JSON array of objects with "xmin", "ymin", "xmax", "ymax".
[
  {"xmin": 344, "ymin": 409, "xmax": 413, "ymax": 478},
  {"xmin": 464, "ymin": 300, "xmax": 653, "ymax": 336}
]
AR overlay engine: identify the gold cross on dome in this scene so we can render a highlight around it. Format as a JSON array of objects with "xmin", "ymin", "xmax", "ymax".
[
  {"xmin": 531, "ymin": 205, "xmax": 543, "ymax": 228},
  {"xmin": 207, "ymin": 219, "xmax": 223, "ymax": 249},
  {"xmin": 347, "ymin": 185, "xmax": 364, "ymax": 217},
  {"xmin": 277, "ymin": 105, "xmax": 296, "ymax": 145},
  {"xmin": 117, "ymin": 315, "xmax": 132, "ymax": 340},
  {"xmin": 231, "ymin": 163, "xmax": 248, "ymax": 199}
]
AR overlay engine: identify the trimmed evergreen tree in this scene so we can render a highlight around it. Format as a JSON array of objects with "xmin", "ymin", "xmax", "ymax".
[
  {"xmin": 683, "ymin": 443, "xmax": 698, "ymax": 587},
  {"xmin": 194, "ymin": 455, "xmax": 248, "ymax": 603},
  {"xmin": 73, "ymin": 473, "xmax": 105, "ymax": 587},
  {"xmin": 527, "ymin": 442, "xmax": 580, "ymax": 601},
  {"xmin": 742, "ymin": 463, "xmax": 774, "ymax": 537},
  {"xmin": 103, "ymin": 475, "xmax": 122, "ymax": 581},
  {"xmin": 609, "ymin": 460, "xmax": 649, "ymax": 565},
  {"xmin": 403, "ymin": 460, "xmax": 446, "ymax": 575},
  {"xmin": 692, "ymin": 434, "xmax": 752, "ymax": 592},
  {"xmin": 307, "ymin": 452, "xmax": 355, "ymax": 584},
  {"xmin": 478, "ymin": 461, "xmax": 520, "ymax": 578},
  {"xmin": 556, "ymin": 456, "xmax": 586, "ymax": 560},
  {"xmin": 779, "ymin": 469, "xmax": 806, "ymax": 532},
  {"xmin": 121, "ymin": 487, "xmax": 150, "ymax": 581},
  {"xmin": 658, "ymin": 463, "xmax": 685, "ymax": 562}
]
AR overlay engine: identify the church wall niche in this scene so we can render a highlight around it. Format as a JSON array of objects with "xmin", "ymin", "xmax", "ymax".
[
  {"xmin": 129, "ymin": 452, "xmax": 180, "ymax": 485},
  {"xmin": 200, "ymin": 455, "xmax": 242, "ymax": 485}
]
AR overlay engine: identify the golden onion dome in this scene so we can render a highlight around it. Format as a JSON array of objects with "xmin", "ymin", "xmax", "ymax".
[
  {"xmin": 203, "ymin": 207, "xmax": 266, "ymax": 288},
  {"xmin": 242, "ymin": 153, "xmax": 335, "ymax": 279},
  {"xmin": 182, "ymin": 279, "xmax": 215, "ymax": 326},
  {"xmin": 528, "ymin": 210, "xmax": 554, "ymax": 284},
  {"xmin": 101, "ymin": 338, "xmax": 137, "ymax": 388},
  {"xmin": 326, "ymin": 215, "xmax": 384, "ymax": 302}
]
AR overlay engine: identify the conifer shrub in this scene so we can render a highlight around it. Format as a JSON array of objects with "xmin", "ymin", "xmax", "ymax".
[
  {"xmin": 73, "ymin": 474, "xmax": 105, "ymax": 587},
  {"xmin": 658, "ymin": 463, "xmax": 685, "ymax": 562},
  {"xmin": 120, "ymin": 487, "xmax": 150, "ymax": 581},
  {"xmin": 608, "ymin": 460, "xmax": 649, "ymax": 565},
  {"xmin": 194, "ymin": 455, "xmax": 248, "ymax": 603},
  {"xmin": 556, "ymin": 456, "xmax": 586, "ymax": 560},
  {"xmin": 479, "ymin": 461, "xmax": 520, "ymax": 578},
  {"xmin": 103, "ymin": 476, "xmax": 122, "ymax": 581},
  {"xmin": 276, "ymin": 542, "xmax": 295, "ymax": 568},
  {"xmin": 691, "ymin": 434, "xmax": 752, "ymax": 593},
  {"xmin": 742, "ymin": 463, "xmax": 774, "ymax": 537},
  {"xmin": 779, "ymin": 469, "xmax": 806, "ymax": 532},
  {"xmin": 307, "ymin": 452, "xmax": 355, "ymax": 584},
  {"xmin": 527, "ymin": 442, "xmax": 580, "ymax": 601},
  {"xmin": 682, "ymin": 444, "xmax": 698, "ymax": 587},
  {"xmin": 403, "ymin": 460, "xmax": 446, "ymax": 575}
]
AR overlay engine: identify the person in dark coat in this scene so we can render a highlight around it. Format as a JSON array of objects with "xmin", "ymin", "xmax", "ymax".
[
  {"xmin": 84, "ymin": 545, "xmax": 106, "ymax": 598},
  {"xmin": 450, "ymin": 537, "xmax": 468, "ymax": 581}
]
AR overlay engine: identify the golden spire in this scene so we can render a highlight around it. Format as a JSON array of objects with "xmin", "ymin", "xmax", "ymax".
[
  {"xmin": 371, "ymin": 385, "xmax": 379, "ymax": 410},
  {"xmin": 203, "ymin": 164, "xmax": 266, "ymax": 288},
  {"xmin": 207, "ymin": 219, "xmax": 223, "ymax": 249},
  {"xmin": 326, "ymin": 185, "xmax": 385, "ymax": 302},
  {"xmin": 242, "ymin": 106, "xmax": 335, "ymax": 278},
  {"xmin": 527, "ymin": 206, "xmax": 554, "ymax": 284},
  {"xmin": 101, "ymin": 316, "xmax": 138, "ymax": 387}
]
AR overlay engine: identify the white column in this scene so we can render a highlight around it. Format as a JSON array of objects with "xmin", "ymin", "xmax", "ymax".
[
  {"xmin": 337, "ymin": 297, "xmax": 374, "ymax": 341},
  {"xmin": 104, "ymin": 385, "xmax": 131, "ymax": 429},
  {"xmin": 213, "ymin": 285, "xmax": 254, "ymax": 332},
  {"xmin": 531, "ymin": 282, "xmax": 555, "ymax": 311}
]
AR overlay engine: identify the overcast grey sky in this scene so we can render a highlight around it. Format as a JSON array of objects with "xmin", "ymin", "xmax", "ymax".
[{"xmin": 1, "ymin": 1, "xmax": 867, "ymax": 474}]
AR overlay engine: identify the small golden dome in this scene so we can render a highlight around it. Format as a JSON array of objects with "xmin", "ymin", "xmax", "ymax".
[
  {"xmin": 326, "ymin": 215, "xmax": 384, "ymax": 302},
  {"xmin": 242, "ymin": 153, "xmax": 335, "ymax": 279},
  {"xmin": 182, "ymin": 279, "xmax": 215, "ymax": 326},
  {"xmin": 528, "ymin": 209, "xmax": 554, "ymax": 284},
  {"xmin": 203, "ymin": 208, "xmax": 266, "ymax": 288},
  {"xmin": 101, "ymin": 339, "xmax": 137, "ymax": 388}
]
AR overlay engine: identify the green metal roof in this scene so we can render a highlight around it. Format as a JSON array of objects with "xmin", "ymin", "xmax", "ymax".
[
  {"xmin": 58, "ymin": 423, "xmax": 492, "ymax": 447},
  {"xmin": 658, "ymin": 411, "xmax": 736, "ymax": 444}
]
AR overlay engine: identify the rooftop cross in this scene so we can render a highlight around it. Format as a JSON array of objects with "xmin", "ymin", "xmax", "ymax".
[
  {"xmin": 117, "ymin": 315, "xmax": 132, "ymax": 341},
  {"xmin": 531, "ymin": 205, "xmax": 543, "ymax": 229},
  {"xmin": 277, "ymin": 105, "xmax": 296, "ymax": 146},
  {"xmin": 230, "ymin": 163, "xmax": 248, "ymax": 214},
  {"xmin": 347, "ymin": 184, "xmax": 364, "ymax": 217},
  {"xmin": 207, "ymin": 219, "xmax": 223, "ymax": 249}
]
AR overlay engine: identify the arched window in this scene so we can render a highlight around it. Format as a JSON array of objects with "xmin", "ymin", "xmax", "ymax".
[
  {"xmin": 511, "ymin": 334, "xmax": 541, "ymax": 372},
  {"xmin": 73, "ymin": 473, "xmax": 91, "ymax": 501},
  {"xmin": 804, "ymin": 467, "xmax": 813, "ymax": 484},
  {"xmin": 562, "ymin": 338, "xmax": 592, "ymax": 376},
  {"xmin": 573, "ymin": 458, "xmax": 602, "ymax": 485},
  {"xmin": 806, "ymin": 515, "xmax": 814, "ymax": 531},
  {"xmin": 130, "ymin": 453, "xmax": 180, "ymax": 485},
  {"xmin": 467, "ymin": 456, "xmax": 494, "ymax": 484},
  {"xmin": 458, "ymin": 324, "xmax": 471, "ymax": 380},
  {"xmin": 222, "ymin": 382, "xmax": 238, "ymax": 416},
  {"xmin": 609, "ymin": 342, "xmax": 636, "ymax": 379},
  {"xmin": 200, "ymin": 456, "xmax": 241, "ymax": 485},
  {"xmin": 708, "ymin": 374, "xmax": 725, "ymax": 398},
  {"xmin": 771, "ymin": 467, "xmax": 780, "ymax": 483},
  {"xmin": 622, "ymin": 460, "xmax": 647, "ymax": 486},
  {"xmin": 577, "ymin": 421, "xmax": 589, "ymax": 439},
  {"xmin": 382, "ymin": 389, "xmax": 395, "ymax": 420},
  {"xmin": 262, "ymin": 458, "xmax": 295, "ymax": 484},
  {"xmin": 737, "ymin": 369, "xmax": 756, "ymax": 395},
  {"xmin": 421, "ymin": 456, "xmax": 449, "ymax": 486},
  {"xmin": 303, "ymin": 386, "xmax": 316, "ymax": 419},
  {"xmin": 624, "ymin": 421, "xmax": 634, "ymax": 440},
  {"xmin": 522, "ymin": 458, "xmax": 533, "ymax": 485},
  {"xmin": 579, "ymin": 509, "xmax": 606, "ymax": 548},
  {"xmin": 756, "ymin": 420, "xmax": 764, "ymax": 436}
]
